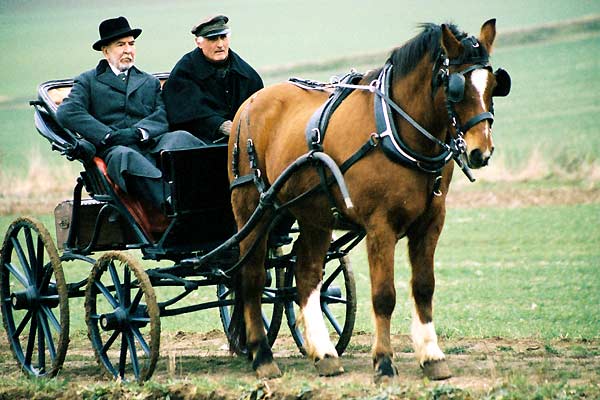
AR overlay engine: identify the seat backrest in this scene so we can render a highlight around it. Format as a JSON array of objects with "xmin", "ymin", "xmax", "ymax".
[
  {"xmin": 92, "ymin": 157, "xmax": 169, "ymax": 240},
  {"xmin": 47, "ymin": 86, "xmax": 72, "ymax": 106}
]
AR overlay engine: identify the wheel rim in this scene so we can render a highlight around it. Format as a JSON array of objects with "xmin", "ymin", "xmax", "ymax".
[
  {"xmin": 0, "ymin": 217, "xmax": 69, "ymax": 377},
  {"xmin": 284, "ymin": 254, "xmax": 356, "ymax": 356},
  {"xmin": 85, "ymin": 251, "xmax": 160, "ymax": 382},
  {"xmin": 218, "ymin": 247, "xmax": 285, "ymax": 354}
]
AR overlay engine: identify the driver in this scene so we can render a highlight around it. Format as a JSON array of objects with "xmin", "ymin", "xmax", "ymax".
[{"xmin": 163, "ymin": 15, "xmax": 264, "ymax": 142}]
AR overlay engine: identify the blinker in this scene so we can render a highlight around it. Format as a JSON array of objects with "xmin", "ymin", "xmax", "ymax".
[
  {"xmin": 448, "ymin": 73, "xmax": 465, "ymax": 103},
  {"xmin": 493, "ymin": 68, "xmax": 511, "ymax": 97}
]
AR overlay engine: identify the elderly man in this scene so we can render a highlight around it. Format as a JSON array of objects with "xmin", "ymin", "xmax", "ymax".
[
  {"xmin": 57, "ymin": 16, "xmax": 203, "ymax": 212},
  {"xmin": 163, "ymin": 15, "xmax": 264, "ymax": 142}
]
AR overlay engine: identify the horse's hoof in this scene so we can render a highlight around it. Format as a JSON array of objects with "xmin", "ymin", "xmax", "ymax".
[
  {"xmin": 315, "ymin": 356, "xmax": 344, "ymax": 376},
  {"xmin": 255, "ymin": 362, "xmax": 282, "ymax": 379},
  {"xmin": 374, "ymin": 356, "xmax": 398, "ymax": 383},
  {"xmin": 422, "ymin": 359, "xmax": 452, "ymax": 380}
]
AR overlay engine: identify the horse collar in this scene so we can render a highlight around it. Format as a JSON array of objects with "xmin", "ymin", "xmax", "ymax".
[{"xmin": 374, "ymin": 63, "xmax": 456, "ymax": 175}]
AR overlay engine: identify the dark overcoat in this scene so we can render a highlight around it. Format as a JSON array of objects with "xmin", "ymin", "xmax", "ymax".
[
  {"xmin": 162, "ymin": 48, "xmax": 264, "ymax": 142},
  {"xmin": 56, "ymin": 59, "xmax": 198, "ymax": 192}
]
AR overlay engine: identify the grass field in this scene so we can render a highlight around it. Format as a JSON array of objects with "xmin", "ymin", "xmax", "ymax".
[{"xmin": 2, "ymin": 202, "xmax": 597, "ymax": 339}]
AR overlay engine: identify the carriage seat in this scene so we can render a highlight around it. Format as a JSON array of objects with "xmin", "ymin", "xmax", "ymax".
[
  {"xmin": 91, "ymin": 157, "xmax": 170, "ymax": 239},
  {"xmin": 35, "ymin": 75, "xmax": 173, "ymax": 243}
]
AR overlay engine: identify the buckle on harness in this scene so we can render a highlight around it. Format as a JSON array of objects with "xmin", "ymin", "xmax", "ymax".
[
  {"xmin": 369, "ymin": 132, "xmax": 380, "ymax": 146},
  {"xmin": 310, "ymin": 128, "xmax": 322, "ymax": 150},
  {"xmin": 247, "ymin": 138, "xmax": 257, "ymax": 169},
  {"xmin": 433, "ymin": 175, "xmax": 443, "ymax": 197},
  {"xmin": 455, "ymin": 136, "xmax": 467, "ymax": 155}
]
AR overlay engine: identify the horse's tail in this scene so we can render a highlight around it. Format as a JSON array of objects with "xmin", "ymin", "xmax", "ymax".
[{"xmin": 226, "ymin": 274, "xmax": 248, "ymax": 356}]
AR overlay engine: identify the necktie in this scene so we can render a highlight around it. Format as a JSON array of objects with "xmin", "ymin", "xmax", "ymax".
[{"xmin": 118, "ymin": 72, "xmax": 127, "ymax": 82}]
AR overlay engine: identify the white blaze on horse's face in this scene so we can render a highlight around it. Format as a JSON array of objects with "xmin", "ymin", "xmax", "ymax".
[
  {"xmin": 471, "ymin": 69, "xmax": 490, "ymax": 124},
  {"xmin": 301, "ymin": 283, "xmax": 338, "ymax": 359},
  {"xmin": 463, "ymin": 68, "xmax": 494, "ymax": 168}
]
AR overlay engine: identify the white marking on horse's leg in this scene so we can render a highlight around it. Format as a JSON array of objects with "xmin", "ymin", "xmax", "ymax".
[
  {"xmin": 470, "ymin": 69, "xmax": 493, "ymax": 141},
  {"xmin": 301, "ymin": 283, "xmax": 338, "ymax": 360},
  {"xmin": 411, "ymin": 304, "xmax": 445, "ymax": 366}
]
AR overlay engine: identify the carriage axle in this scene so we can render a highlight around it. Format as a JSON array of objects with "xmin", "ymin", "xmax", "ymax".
[{"xmin": 10, "ymin": 284, "xmax": 59, "ymax": 310}]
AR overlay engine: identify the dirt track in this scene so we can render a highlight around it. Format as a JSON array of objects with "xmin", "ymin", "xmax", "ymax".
[{"xmin": 1, "ymin": 329, "xmax": 599, "ymax": 399}]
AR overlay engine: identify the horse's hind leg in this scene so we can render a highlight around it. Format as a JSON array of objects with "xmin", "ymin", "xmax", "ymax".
[
  {"xmin": 230, "ymin": 188, "xmax": 281, "ymax": 379},
  {"xmin": 294, "ymin": 223, "xmax": 344, "ymax": 376},
  {"xmin": 407, "ymin": 216, "xmax": 452, "ymax": 380}
]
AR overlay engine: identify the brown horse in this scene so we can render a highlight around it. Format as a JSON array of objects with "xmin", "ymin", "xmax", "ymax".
[{"xmin": 227, "ymin": 19, "xmax": 510, "ymax": 380}]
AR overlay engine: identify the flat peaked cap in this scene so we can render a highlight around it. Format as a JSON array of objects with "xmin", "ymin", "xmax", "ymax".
[
  {"xmin": 93, "ymin": 16, "xmax": 141, "ymax": 51},
  {"xmin": 192, "ymin": 15, "xmax": 230, "ymax": 37}
]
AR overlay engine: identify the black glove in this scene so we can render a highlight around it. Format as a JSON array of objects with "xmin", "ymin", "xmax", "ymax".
[{"xmin": 101, "ymin": 128, "xmax": 141, "ymax": 147}]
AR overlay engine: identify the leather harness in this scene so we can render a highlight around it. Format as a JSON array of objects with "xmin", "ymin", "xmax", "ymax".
[{"xmin": 230, "ymin": 36, "xmax": 508, "ymax": 223}]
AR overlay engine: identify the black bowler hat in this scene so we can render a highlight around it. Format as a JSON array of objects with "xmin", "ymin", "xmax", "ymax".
[
  {"xmin": 191, "ymin": 15, "xmax": 230, "ymax": 37},
  {"xmin": 93, "ymin": 16, "xmax": 142, "ymax": 51}
]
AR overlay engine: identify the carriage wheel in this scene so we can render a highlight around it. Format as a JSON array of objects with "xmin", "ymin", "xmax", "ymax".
[
  {"xmin": 0, "ymin": 217, "xmax": 69, "ymax": 377},
  {"xmin": 85, "ymin": 251, "xmax": 160, "ymax": 382},
  {"xmin": 217, "ymin": 247, "xmax": 285, "ymax": 355},
  {"xmin": 283, "ymin": 253, "xmax": 356, "ymax": 356}
]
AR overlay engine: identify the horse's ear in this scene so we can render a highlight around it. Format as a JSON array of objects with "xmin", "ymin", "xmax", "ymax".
[
  {"xmin": 479, "ymin": 18, "xmax": 497, "ymax": 54},
  {"xmin": 441, "ymin": 24, "xmax": 463, "ymax": 59}
]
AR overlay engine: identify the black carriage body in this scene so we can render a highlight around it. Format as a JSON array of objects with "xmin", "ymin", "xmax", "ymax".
[{"xmin": 31, "ymin": 76, "xmax": 236, "ymax": 262}]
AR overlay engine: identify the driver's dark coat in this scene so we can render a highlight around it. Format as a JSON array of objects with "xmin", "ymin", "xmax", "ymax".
[
  {"xmin": 56, "ymin": 59, "xmax": 195, "ymax": 191},
  {"xmin": 163, "ymin": 48, "xmax": 263, "ymax": 142}
]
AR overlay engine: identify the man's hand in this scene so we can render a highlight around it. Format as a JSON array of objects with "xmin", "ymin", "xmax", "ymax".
[
  {"xmin": 101, "ymin": 128, "xmax": 141, "ymax": 147},
  {"xmin": 218, "ymin": 120, "xmax": 233, "ymax": 136}
]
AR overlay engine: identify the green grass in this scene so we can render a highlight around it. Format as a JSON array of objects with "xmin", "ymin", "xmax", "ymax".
[
  {"xmin": 349, "ymin": 203, "xmax": 600, "ymax": 339},
  {"xmin": 2, "ymin": 204, "xmax": 598, "ymax": 341},
  {"xmin": 1, "ymin": 373, "xmax": 598, "ymax": 400}
]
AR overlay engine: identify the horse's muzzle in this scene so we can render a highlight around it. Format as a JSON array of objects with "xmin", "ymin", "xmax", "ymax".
[{"xmin": 468, "ymin": 147, "xmax": 494, "ymax": 168}]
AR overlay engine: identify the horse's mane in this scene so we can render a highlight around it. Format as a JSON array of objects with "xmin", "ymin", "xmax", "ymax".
[
  {"xmin": 389, "ymin": 23, "xmax": 467, "ymax": 76},
  {"xmin": 363, "ymin": 22, "xmax": 471, "ymax": 83}
]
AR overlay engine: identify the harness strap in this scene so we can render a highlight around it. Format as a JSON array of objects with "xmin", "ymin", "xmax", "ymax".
[
  {"xmin": 462, "ymin": 111, "xmax": 494, "ymax": 132},
  {"xmin": 304, "ymin": 71, "xmax": 364, "ymax": 150},
  {"xmin": 230, "ymin": 173, "xmax": 253, "ymax": 190},
  {"xmin": 377, "ymin": 64, "xmax": 450, "ymax": 152},
  {"xmin": 297, "ymin": 71, "xmax": 364, "ymax": 220},
  {"xmin": 339, "ymin": 134, "xmax": 380, "ymax": 173}
]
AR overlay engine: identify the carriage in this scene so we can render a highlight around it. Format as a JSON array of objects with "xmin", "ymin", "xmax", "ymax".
[
  {"xmin": 2, "ymin": 18, "xmax": 510, "ymax": 383},
  {"xmin": 0, "ymin": 74, "xmax": 360, "ymax": 382}
]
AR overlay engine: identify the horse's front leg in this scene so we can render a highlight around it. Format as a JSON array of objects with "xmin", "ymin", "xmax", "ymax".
[
  {"xmin": 366, "ymin": 225, "xmax": 399, "ymax": 381},
  {"xmin": 407, "ymin": 213, "xmax": 452, "ymax": 380},
  {"xmin": 295, "ymin": 224, "xmax": 344, "ymax": 376}
]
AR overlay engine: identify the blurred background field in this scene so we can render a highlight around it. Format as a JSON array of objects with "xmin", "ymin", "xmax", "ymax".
[{"xmin": 0, "ymin": 0, "xmax": 599, "ymax": 191}]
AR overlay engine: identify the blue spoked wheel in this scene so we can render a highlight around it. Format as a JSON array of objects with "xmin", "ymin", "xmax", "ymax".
[
  {"xmin": 0, "ymin": 217, "xmax": 69, "ymax": 377},
  {"xmin": 85, "ymin": 251, "xmax": 160, "ymax": 382},
  {"xmin": 217, "ymin": 247, "xmax": 285, "ymax": 355},
  {"xmin": 283, "ymin": 253, "xmax": 356, "ymax": 357}
]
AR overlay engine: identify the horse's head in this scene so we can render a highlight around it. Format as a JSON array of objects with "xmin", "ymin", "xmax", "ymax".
[{"xmin": 439, "ymin": 19, "xmax": 511, "ymax": 169}]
